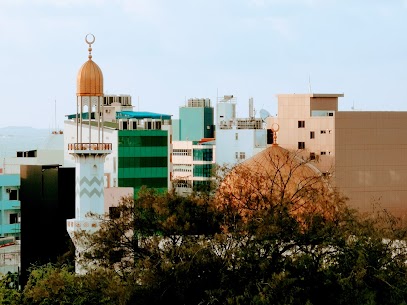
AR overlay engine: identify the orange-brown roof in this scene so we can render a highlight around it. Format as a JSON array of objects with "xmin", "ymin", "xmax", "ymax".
[
  {"xmin": 76, "ymin": 59, "xmax": 103, "ymax": 96},
  {"xmin": 216, "ymin": 145, "xmax": 335, "ymax": 223}
]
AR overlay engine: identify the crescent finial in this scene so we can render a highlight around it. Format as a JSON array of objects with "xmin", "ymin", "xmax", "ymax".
[{"xmin": 85, "ymin": 34, "xmax": 95, "ymax": 60}]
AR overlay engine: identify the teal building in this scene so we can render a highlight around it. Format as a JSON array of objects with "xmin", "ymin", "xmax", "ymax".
[
  {"xmin": 174, "ymin": 98, "xmax": 214, "ymax": 141},
  {"xmin": 0, "ymin": 174, "xmax": 20, "ymax": 238}
]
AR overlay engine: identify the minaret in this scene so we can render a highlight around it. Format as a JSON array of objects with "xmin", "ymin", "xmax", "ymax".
[{"xmin": 66, "ymin": 34, "xmax": 111, "ymax": 274}]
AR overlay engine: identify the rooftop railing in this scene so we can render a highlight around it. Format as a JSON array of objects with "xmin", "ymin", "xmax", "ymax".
[{"xmin": 68, "ymin": 143, "xmax": 112, "ymax": 151}]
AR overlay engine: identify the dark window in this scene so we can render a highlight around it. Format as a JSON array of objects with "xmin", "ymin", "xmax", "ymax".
[
  {"xmin": 310, "ymin": 152, "xmax": 316, "ymax": 160},
  {"xmin": 122, "ymin": 121, "xmax": 128, "ymax": 130},
  {"xmin": 9, "ymin": 213, "xmax": 18, "ymax": 224},
  {"xmin": 193, "ymin": 149, "xmax": 213, "ymax": 161},
  {"xmin": 298, "ymin": 142, "xmax": 305, "ymax": 149},
  {"xmin": 310, "ymin": 131, "xmax": 315, "ymax": 139},
  {"xmin": 9, "ymin": 190, "xmax": 18, "ymax": 200},
  {"xmin": 118, "ymin": 156, "xmax": 167, "ymax": 168},
  {"xmin": 298, "ymin": 121, "xmax": 305, "ymax": 128},
  {"xmin": 132, "ymin": 122, "xmax": 137, "ymax": 130},
  {"xmin": 119, "ymin": 177, "xmax": 167, "ymax": 188},
  {"xmin": 193, "ymin": 164, "xmax": 213, "ymax": 177},
  {"xmin": 118, "ymin": 135, "xmax": 168, "ymax": 147},
  {"xmin": 267, "ymin": 129, "xmax": 274, "ymax": 144}
]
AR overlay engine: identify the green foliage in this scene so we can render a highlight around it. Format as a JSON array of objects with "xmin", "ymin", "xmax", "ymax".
[
  {"xmin": 22, "ymin": 264, "xmax": 130, "ymax": 305},
  {"xmin": 0, "ymin": 272, "xmax": 21, "ymax": 305},
  {"xmin": 6, "ymin": 162, "xmax": 407, "ymax": 304}
]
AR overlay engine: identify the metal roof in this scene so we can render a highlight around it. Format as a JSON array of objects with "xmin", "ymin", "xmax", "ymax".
[{"xmin": 116, "ymin": 111, "xmax": 172, "ymax": 120}]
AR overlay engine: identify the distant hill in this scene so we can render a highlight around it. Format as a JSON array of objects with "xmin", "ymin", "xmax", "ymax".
[{"xmin": 0, "ymin": 127, "xmax": 53, "ymax": 157}]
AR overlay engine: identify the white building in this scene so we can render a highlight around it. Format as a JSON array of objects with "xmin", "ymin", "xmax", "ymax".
[
  {"xmin": 215, "ymin": 95, "xmax": 268, "ymax": 166},
  {"xmin": 2, "ymin": 132, "xmax": 64, "ymax": 175},
  {"xmin": 172, "ymin": 139, "xmax": 215, "ymax": 194}
]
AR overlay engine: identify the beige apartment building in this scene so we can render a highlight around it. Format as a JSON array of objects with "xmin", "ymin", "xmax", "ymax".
[{"xmin": 267, "ymin": 94, "xmax": 407, "ymax": 218}]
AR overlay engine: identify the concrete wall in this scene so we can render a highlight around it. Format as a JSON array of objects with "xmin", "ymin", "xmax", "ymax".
[
  {"xmin": 335, "ymin": 111, "xmax": 407, "ymax": 217},
  {"xmin": 267, "ymin": 93, "xmax": 407, "ymax": 217}
]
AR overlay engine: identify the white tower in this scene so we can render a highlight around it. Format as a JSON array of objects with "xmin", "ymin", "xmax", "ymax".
[{"xmin": 66, "ymin": 34, "xmax": 111, "ymax": 274}]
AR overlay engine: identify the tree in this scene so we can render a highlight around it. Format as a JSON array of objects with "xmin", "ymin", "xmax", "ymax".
[
  {"xmin": 22, "ymin": 264, "xmax": 130, "ymax": 305},
  {"xmin": 0, "ymin": 272, "xmax": 21, "ymax": 305},
  {"xmin": 17, "ymin": 148, "xmax": 407, "ymax": 304}
]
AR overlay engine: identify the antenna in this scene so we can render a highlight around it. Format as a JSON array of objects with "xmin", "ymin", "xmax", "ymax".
[
  {"xmin": 308, "ymin": 74, "xmax": 312, "ymax": 93},
  {"xmin": 259, "ymin": 109, "xmax": 271, "ymax": 122},
  {"xmin": 55, "ymin": 99, "xmax": 57, "ymax": 132}
]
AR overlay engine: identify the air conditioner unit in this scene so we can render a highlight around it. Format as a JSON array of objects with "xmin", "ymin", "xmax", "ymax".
[{"xmin": 6, "ymin": 189, "xmax": 11, "ymax": 193}]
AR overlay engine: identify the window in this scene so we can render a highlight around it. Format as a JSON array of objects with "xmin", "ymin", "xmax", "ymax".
[
  {"xmin": 321, "ymin": 151, "xmax": 326, "ymax": 155},
  {"xmin": 310, "ymin": 131, "xmax": 315, "ymax": 139},
  {"xmin": 193, "ymin": 164, "xmax": 213, "ymax": 177},
  {"xmin": 173, "ymin": 149, "xmax": 192, "ymax": 156},
  {"xmin": 298, "ymin": 142, "xmax": 305, "ymax": 149},
  {"xmin": 122, "ymin": 121, "xmax": 128, "ymax": 130},
  {"xmin": 193, "ymin": 149, "xmax": 213, "ymax": 161},
  {"xmin": 267, "ymin": 129, "xmax": 274, "ymax": 144},
  {"xmin": 310, "ymin": 152, "xmax": 316, "ymax": 160},
  {"xmin": 240, "ymin": 152, "xmax": 246, "ymax": 160},
  {"xmin": 235, "ymin": 152, "xmax": 239, "ymax": 159},
  {"xmin": 9, "ymin": 213, "xmax": 19, "ymax": 224},
  {"xmin": 235, "ymin": 133, "xmax": 238, "ymax": 140},
  {"xmin": 119, "ymin": 157, "xmax": 168, "ymax": 168},
  {"xmin": 321, "ymin": 130, "xmax": 326, "ymax": 134},
  {"xmin": 9, "ymin": 190, "xmax": 18, "ymax": 200},
  {"xmin": 298, "ymin": 121, "xmax": 305, "ymax": 128}
]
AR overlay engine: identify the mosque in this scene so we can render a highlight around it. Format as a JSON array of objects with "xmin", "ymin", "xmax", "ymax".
[{"xmin": 66, "ymin": 34, "xmax": 112, "ymax": 274}]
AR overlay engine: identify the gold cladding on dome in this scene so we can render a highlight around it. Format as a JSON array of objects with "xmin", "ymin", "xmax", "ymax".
[
  {"xmin": 76, "ymin": 34, "xmax": 103, "ymax": 97},
  {"xmin": 216, "ymin": 145, "xmax": 330, "ymax": 222}
]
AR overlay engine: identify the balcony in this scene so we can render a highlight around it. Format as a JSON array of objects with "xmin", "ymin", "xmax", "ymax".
[
  {"xmin": 0, "ymin": 200, "xmax": 20, "ymax": 211},
  {"xmin": 68, "ymin": 143, "xmax": 112, "ymax": 151},
  {"xmin": 0, "ymin": 223, "xmax": 20, "ymax": 235}
]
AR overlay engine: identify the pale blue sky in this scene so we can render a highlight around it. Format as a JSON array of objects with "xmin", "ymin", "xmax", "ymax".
[{"xmin": 0, "ymin": 0, "xmax": 406, "ymax": 128}]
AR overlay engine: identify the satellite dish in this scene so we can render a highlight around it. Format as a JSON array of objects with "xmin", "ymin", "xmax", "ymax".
[{"xmin": 260, "ymin": 109, "xmax": 271, "ymax": 122}]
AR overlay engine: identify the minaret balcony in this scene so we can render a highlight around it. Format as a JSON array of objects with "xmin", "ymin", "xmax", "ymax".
[{"xmin": 68, "ymin": 143, "xmax": 112, "ymax": 153}]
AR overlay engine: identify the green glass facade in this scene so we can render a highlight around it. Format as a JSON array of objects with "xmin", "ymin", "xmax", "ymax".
[
  {"xmin": 193, "ymin": 164, "xmax": 213, "ymax": 177},
  {"xmin": 118, "ymin": 130, "xmax": 168, "ymax": 195},
  {"xmin": 193, "ymin": 148, "xmax": 213, "ymax": 161}
]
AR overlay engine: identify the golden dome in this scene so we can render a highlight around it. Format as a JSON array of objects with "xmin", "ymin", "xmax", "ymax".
[
  {"xmin": 216, "ymin": 145, "xmax": 334, "ymax": 222},
  {"xmin": 76, "ymin": 34, "xmax": 103, "ymax": 97},
  {"xmin": 76, "ymin": 59, "xmax": 103, "ymax": 97}
]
